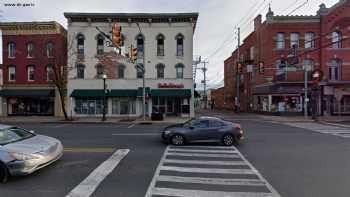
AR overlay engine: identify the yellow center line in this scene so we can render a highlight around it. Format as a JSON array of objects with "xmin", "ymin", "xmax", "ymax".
[{"xmin": 63, "ymin": 147, "xmax": 115, "ymax": 153}]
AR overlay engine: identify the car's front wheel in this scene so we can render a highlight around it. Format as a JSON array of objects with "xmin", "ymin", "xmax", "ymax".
[
  {"xmin": 0, "ymin": 162, "xmax": 9, "ymax": 183},
  {"xmin": 222, "ymin": 134, "xmax": 235, "ymax": 146},
  {"xmin": 171, "ymin": 134, "xmax": 185, "ymax": 146}
]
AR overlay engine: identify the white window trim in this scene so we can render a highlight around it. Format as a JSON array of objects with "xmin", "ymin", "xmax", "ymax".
[{"xmin": 8, "ymin": 66, "xmax": 15, "ymax": 82}]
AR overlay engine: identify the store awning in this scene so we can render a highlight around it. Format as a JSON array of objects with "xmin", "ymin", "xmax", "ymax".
[
  {"xmin": 0, "ymin": 89, "xmax": 55, "ymax": 97},
  {"xmin": 109, "ymin": 89, "xmax": 137, "ymax": 97},
  {"xmin": 70, "ymin": 90, "xmax": 105, "ymax": 98},
  {"xmin": 151, "ymin": 89, "xmax": 192, "ymax": 97},
  {"xmin": 137, "ymin": 87, "xmax": 151, "ymax": 97}
]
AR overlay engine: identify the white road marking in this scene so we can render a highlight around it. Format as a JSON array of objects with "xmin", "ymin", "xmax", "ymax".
[
  {"xmin": 166, "ymin": 152, "xmax": 240, "ymax": 158},
  {"xmin": 156, "ymin": 175, "xmax": 266, "ymax": 186},
  {"xmin": 168, "ymin": 148, "xmax": 238, "ymax": 154},
  {"xmin": 284, "ymin": 122, "xmax": 350, "ymax": 139},
  {"xmin": 127, "ymin": 124, "xmax": 136, "ymax": 128},
  {"xmin": 112, "ymin": 133, "xmax": 158, "ymax": 136},
  {"xmin": 145, "ymin": 146, "xmax": 281, "ymax": 197},
  {"xmin": 160, "ymin": 166, "xmax": 256, "ymax": 174},
  {"xmin": 164, "ymin": 159, "xmax": 246, "ymax": 166},
  {"xmin": 150, "ymin": 187, "xmax": 274, "ymax": 197},
  {"xmin": 65, "ymin": 149, "xmax": 129, "ymax": 197}
]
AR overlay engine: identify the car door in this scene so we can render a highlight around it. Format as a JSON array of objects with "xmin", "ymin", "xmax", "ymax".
[
  {"xmin": 208, "ymin": 120, "xmax": 225, "ymax": 140},
  {"xmin": 187, "ymin": 120, "xmax": 211, "ymax": 141}
]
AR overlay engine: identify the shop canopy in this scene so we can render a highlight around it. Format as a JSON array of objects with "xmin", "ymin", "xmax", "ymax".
[
  {"xmin": 137, "ymin": 87, "xmax": 151, "ymax": 97},
  {"xmin": 151, "ymin": 89, "xmax": 191, "ymax": 97},
  {"xmin": 0, "ymin": 89, "xmax": 55, "ymax": 97}
]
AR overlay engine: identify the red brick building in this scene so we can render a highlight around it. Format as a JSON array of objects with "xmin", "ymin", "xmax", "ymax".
[
  {"xmin": 0, "ymin": 22, "xmax": 66, "ymax": 116},
  {"xmin": 223, "ymin": 0, "xmax": 350, "ymax": 116}
]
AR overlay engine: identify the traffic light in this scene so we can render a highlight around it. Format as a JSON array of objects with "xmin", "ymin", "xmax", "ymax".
[
  {"xmin": 258, "ymin": 62, "xmax": 264, "ymax": 74},
  {"xmin": 112, "ymin": 23, "xmax": 122, "ymax": 48},
  {"xmin": 237, "ymin": 63, "xmax": 243, "ymax": 74},
  {"xmin": 130, "ymin": 45, "xmax": 138, "ymax": 63}
]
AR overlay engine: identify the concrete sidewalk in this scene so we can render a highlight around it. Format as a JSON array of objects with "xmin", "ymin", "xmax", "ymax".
[{"xmin": 0, "ymin": 116, "xmax": 190, "ymax": 124}]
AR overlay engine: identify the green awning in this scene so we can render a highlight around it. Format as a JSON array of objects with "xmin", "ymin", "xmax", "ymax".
[
  {"xmin": 151, "ymin": 89, "xmax": 192, "ymax": 97},
  {"xmin": 70, "ymin": 90, "xmax": 105, "ymax": 98},
  {"xmin": 137, "ymin": 87, "xmax": 151, "ymax": 97},
  {"xmin": 109, "ymin": 89, "xmax": 137, "ymax": 97}
]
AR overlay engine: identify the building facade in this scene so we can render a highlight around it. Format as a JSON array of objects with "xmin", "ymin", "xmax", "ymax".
[
  {"xmin": 0, "ymin": 22, "xmax": 66, "ymax": 116},
  {"xmin": 223, "ymin": 0, "xmax": 350, "ymax": 116},
  {"xmin": 64, "ymin": 13, "xmax": 198, "ymax": 118}
]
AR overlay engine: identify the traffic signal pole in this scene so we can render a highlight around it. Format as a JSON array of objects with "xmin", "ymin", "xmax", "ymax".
[
  {"xmin": 304, "ymin": 67, "xmax": 308, "ymax": 118},
  {"xmin": 236, "ymin": 27, "xmax": 240, "ymax": 113}
]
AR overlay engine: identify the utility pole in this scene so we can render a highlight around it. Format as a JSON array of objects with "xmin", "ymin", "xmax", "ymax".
[
  {"xmin": 201, "ymin": 61, "xmax": 209, "ymax": 109},
  {"xmin": 236, "ymin": 27, "xmax": 240, "ymax": 113}
]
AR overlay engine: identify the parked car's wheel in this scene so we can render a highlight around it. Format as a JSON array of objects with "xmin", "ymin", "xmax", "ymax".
[
  {"xmin": 0, "ymin": 162, "xmax": 9, "ymax": 183},
  {"xmin": 171, "ymin": 134, "xmax": 185, "ymax": 146},
  {"xmin": 222, "ymin": 134, "xmax": 235, "ymax": 146}
]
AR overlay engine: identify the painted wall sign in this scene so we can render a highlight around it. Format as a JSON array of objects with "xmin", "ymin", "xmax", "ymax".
[{"xmin": 158, "ymin": 83, "xmax": 184, "ymax": 88}]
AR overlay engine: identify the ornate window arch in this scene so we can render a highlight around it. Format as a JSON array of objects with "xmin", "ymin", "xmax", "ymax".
[
  {"xmin": 46, "ymin": 42, "xmax": 54, "ymax": 57},
  {"xmin": 117, "ymin": 63, "xmax": 126, "ymax": 79},
  {"xmin": 156, "ymin": 34, "xmax": 165, "ymax": 56},
  {"xmin": 175, "ymin": 33, "xmax": 184, "ymax": 57},
  {"xmin": 26, "ymin": 42, "xmax": 35, "ymax": 58},
  {"xmin": 329, "ymin": 58, "xmax": 341, "ymax": 81},
  {"xmin": 76, "ymin": 33, "xmax": 85, "ymax": 55},
  {"xmin": 8, "ymin": 42, "xmax": 16, "ymax": 58},
  {"xmin": 332, "ymin": 31, "xmax": 342, "ymax": 49},
  {"xmin": 96, "ymin": 34, "xmax": 105, "ymax": 55},
  {"xmin": 175, "ymin": 63, "xmax": 185, "ymax": 78},
  {"xmin": 76, "ymin": 64, "xmax": 85, "ymax": 79}
]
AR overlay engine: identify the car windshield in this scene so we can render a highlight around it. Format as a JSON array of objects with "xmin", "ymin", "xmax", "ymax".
[{"xmin": 0, "ymin": 127, "xmax": 35, "ymax": 145}]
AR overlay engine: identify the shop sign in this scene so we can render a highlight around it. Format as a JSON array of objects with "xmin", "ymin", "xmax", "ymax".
[{"xmin": 158, "ymin": 83, "xmax": 184, "ymax": 88}]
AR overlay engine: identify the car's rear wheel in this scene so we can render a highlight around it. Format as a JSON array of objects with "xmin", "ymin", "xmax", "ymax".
[
  {"xmin": 222, "ymin": 134, "xmax": 235, "ymax": 146},
  {"xmin": 171, "ymin": 134, "xmax": 185, "ymax": 146},
  {"xmin": 0, "ymin": 162, "xmax": 9, "ymax": 183}
]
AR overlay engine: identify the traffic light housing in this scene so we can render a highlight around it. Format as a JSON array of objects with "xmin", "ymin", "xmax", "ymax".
[
  {"xmin": 130, "ymin": 46, "xmax": 138, "ymax": 63},
  {"xmin": 237, "ymin": 63, "xmax": 243, "ymax": 74},
  {"xmin": 258, "ymin": 62, "xmax": 264, "ymax": 74},
  {"xmin": 112, "ymin": 23, "xmax": 122, "ymax": 48}
]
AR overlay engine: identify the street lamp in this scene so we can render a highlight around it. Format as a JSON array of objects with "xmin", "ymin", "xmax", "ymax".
[
  {"xmin": 102, "ymin": 74, "xmax": 107, "ymax": 121},
  {"xmin": 135, "ymin": 23, "xmax": 146, "ymax": 121}
]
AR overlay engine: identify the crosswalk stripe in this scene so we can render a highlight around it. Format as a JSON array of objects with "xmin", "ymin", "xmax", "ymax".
[
  {"xmin": 150, "ymin": 187, "xmax": 274, "ymax": 197},
  {"xmin": 164, "ymin": 159, "xmax": 246, "ymax": 166},
  {"xmin": 168, "ymin": 148, "xmax": 238, "ymax": 154},
  {"xmin": 169, "ymin": 145, "xmax": 236, "ymax": 150},
  {"xmin": 66, "ymin": 149, "xmax": 129, "ymax": 197},
  {"xmin": 166, "ymin": 152, "xmax": 240, "ymax": 158},
  {"xmin": 156, "ymin": 175, "xmax": 266, "ymax": 186},
  {"xmin": 160, "ymin": 166, "xmax": 256, "ymax": 174}
]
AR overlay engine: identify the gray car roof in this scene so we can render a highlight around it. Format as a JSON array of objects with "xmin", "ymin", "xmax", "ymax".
[{"xmin": 198, "ymin": 116, "xmax": 223, "ymax": 121}]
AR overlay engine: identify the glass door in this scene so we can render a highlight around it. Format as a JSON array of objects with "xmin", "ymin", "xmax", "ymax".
[{"xmin": 88, "ymin": 100, "xmax": 96, "ymax": 115}]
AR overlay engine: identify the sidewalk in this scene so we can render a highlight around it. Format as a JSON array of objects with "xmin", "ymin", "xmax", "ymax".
[{"xmin": 0, "ymin": 116, "xmax": 190, "ymax": 124}]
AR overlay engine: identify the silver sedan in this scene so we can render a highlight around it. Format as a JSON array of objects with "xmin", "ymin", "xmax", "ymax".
[{"xmin": 0, "ymin": 124, "xmax": 63, "ymax": 183}]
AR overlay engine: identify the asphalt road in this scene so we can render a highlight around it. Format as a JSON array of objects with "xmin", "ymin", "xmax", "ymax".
[{"xmin": 1, "ymin": 116, "xmax": 350, "ymax": 197}]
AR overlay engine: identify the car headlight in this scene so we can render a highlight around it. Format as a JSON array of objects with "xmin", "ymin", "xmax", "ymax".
[{"xmin": 10, "ymin": 152, "xmax": 40, "ymax": 161}]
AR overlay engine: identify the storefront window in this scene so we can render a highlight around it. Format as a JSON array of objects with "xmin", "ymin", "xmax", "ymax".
[
  {"xmin": 112, "ymin": 99, "xmax": 136, "ymax": 115},
  {"xmin": 75, "ymin": 99, "xmax": 103, "ymax": 115}
]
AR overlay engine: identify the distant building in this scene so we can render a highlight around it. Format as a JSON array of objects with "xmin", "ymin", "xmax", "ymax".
[
  {"xmin": 64, "ymin": 12, "xmax": 198, "ymax": 118},
  {"xmin": 0, "ymin": 22, "xmax": 66, "ymax": 116},
  {"xmin": 224, "ymin": 0, "xmax": 350, "ymax": 116}
]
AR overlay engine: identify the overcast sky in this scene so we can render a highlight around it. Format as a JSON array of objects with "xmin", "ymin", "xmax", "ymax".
[{"xmin": 0, "ymin": 0, "xmax": 340, "ymax": 89}]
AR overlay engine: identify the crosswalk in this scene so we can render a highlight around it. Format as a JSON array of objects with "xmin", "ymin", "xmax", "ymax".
[
  {"xmin": 284, "ymin": 122, "xmax": 350, "ymax": 138},
  {"xmin": 145, "ymin": 145, "xmax": 280, "ymax": 197}
]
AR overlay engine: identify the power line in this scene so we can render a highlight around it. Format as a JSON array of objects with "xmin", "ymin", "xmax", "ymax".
[
  {"xmin": 278, "ymin": 0, "xmax": 300, "ymax": 15},
  {"xmin": 287, "ymin": 0, "xmax": 309, "ymax": 16}
]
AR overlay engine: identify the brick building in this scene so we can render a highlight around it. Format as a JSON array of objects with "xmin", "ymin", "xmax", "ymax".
[
  {"xmin": 223, "ymin": 0, "xmax": 350, "ymax": 116},
  {"xmin": 0, "ymin": 22, "xmax": 67, "ymax": 116}
]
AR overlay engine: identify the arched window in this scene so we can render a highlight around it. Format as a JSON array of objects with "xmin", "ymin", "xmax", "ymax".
[
  {"xmin": 8, "ymin": 42, "xmax": 16, "ymax": 58},
  {"xmin": 156, "ymin": 34, "xmax": 165, "ymax": 56},
  {"xmin": 156, "ymin": 63, "xmax": 165, "ymax": 78},
  {"xmin": 175, "ymin": 63, "xmax": 184, "ymax": 78},
  {"xmin": 46, "ymin": 42, "xmax": 54, "ymax": 58},
  {"xmin": 27, "ymin": 42, "xmax": 35, "ymax": 58},
  {"xmin": 329, "ymin": 59, "xmax": 341, "ymax": 81},
  {"xmin": 96, "ymin": 34, "xmax": 104, "ymax": 55},
  {"xmin": 276, "ymin": 33, "xmax": 285, "ymax": 49},
  {"xmin": 136, "ymin": 34, "xmax": 144, "ymax": 58},
  {"xmin": 76, "ymin": 33, "xmax": 85, "ymax": 55},
  {"xmin": 96, "ymin": 64, "xmax": 105, "ymax": 79},
  {"xmin": 47, "ymin": 64, "xmax": 54, "ymax": 81},
  {"xmin": 8, "ymin": 65, "xmax": 16, "ymax": 81},
  {"xmin": 27, "ymin": 65, "xmax": 35, "ymax": 81},
  {"xmin": 290, "ymin": 33, "xmax": 300, "ymax": 48},
  {"xmin": 117, "ymin": 64, "xmax": 125, "ymax": 79},
  {"xmin": 332, "ymin": 31, "xmax": 342, "ymax": 49},
  {"xmin": 175, "ymin": 34, "xmax": 184, "ymax": 57},
  {"xmin": 76, "ymin": 64, "xmax": 85, "ymax": 79}
]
